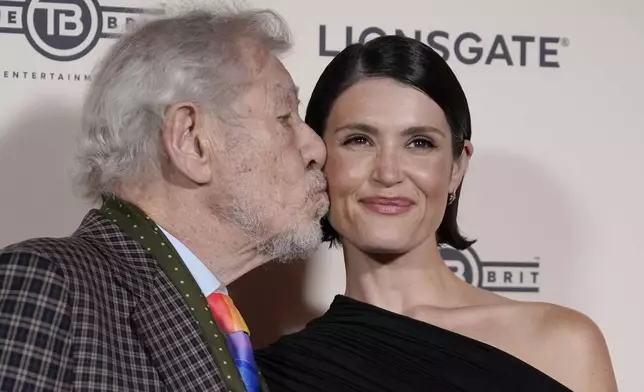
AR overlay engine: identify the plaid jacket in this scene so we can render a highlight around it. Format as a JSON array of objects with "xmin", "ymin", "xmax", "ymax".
[{"xmin": 0, "ymin": 210, "xmax": 227, "ymax": 391}]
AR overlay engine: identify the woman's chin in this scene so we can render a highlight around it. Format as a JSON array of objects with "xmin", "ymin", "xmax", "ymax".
[{"xmin": 357, "ymin": 238, "xmax": 412, "ymax": 256}]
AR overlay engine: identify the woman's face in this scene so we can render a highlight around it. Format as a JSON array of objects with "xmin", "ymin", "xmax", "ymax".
[{"xmin": 323, "ymin": 78, "xmax": 471, "ymax": 254}]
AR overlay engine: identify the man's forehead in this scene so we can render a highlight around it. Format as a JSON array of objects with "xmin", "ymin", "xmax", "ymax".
[{"xmin": 266, "ymin": 83, "xmax": 299, "ymax": 109}]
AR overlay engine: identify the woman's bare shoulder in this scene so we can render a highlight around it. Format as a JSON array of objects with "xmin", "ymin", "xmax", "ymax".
[
  {"xmin": 509, "ymin": 300, "xmax": 618, "ymax": 392},
  {"xmin": 405, "ymin": 288, "xmax": 618, "ymax": 391}
]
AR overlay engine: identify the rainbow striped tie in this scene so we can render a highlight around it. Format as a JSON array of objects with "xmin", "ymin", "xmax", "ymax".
[{"xmin": 207, "ymin": 292, "xmax": 259, "ymax": 392}]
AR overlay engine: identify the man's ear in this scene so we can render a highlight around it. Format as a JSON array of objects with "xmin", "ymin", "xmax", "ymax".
[
  {"xmin": 162, "ymin": 101, "xmax": 213, "ymax": 185},
  {"xmin": 449, "ymin": 141, "xmax": 473, "ymax": 193}
]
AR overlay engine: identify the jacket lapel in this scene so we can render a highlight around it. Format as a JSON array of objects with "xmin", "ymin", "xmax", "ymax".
[
  {"xmin": 130, "ymin": 270, "xmax": 226, "ymax": 391},
  {"xmin": 74, "ymin": 210, "xmax": 226, "ymax": 391}
]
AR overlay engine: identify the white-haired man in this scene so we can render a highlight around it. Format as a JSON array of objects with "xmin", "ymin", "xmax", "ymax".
[{"xmin": 0, "ymin": 8, "xmax": 327, "ymax": 392}]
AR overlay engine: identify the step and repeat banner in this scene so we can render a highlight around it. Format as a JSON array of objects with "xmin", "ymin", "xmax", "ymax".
[{"xmin": 0, "ymin": 0, "xmax": 642, "ymax": 389}]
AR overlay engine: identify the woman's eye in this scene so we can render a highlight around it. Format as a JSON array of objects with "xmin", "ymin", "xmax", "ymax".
[
  {"xmin": 408, "ymin": 138, "xmax": 436, "ymax": 149},
  {"xmin": 342, "ymin": 135, "xmax": 371, "ymax": 146}
]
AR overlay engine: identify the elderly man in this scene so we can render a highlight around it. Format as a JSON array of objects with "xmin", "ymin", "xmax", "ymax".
[{"xmin": 0, "ymin": 7, "xmax": 327, "ymax": 392}]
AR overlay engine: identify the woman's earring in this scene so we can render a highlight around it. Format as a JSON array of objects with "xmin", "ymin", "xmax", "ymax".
[{"xmin": 447, "ymin": 192, "xmax": 456, "ymax": 205}]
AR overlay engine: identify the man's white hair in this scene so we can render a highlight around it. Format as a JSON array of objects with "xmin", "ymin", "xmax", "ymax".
[{"xmin": 75, "ymin": 5, "xmax": 292, "ymax": 200}]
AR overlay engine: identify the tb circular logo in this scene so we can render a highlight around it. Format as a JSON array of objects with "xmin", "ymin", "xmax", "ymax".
[
  {"xmin": 23, "ymin": 0, "xmax": 102, "ymax": 61},
  {"xmin": 441, "ymin": 246, "xmax": 483, "ymax": 287}
]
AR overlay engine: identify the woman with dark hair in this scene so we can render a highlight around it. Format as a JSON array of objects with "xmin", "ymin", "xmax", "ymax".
[{"xmin": 254, "ymin": 36, "xmax": 617, "ymax": 392}]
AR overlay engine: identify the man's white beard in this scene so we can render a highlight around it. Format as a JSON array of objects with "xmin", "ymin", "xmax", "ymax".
[
  {"xmin": 219, "ymin": 171, "xmax": 329, "ymax": 262},
  {"xmin": 260, "ymin": 214, "xmax": 324, "ymax": 262}
]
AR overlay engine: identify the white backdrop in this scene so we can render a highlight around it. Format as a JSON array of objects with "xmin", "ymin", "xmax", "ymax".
[{"xmin": 0, "ymin": 0, "xmax": 642, "ymax": 390}]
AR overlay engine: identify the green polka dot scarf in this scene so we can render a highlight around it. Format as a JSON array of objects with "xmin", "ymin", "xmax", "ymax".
[{"xmin": 100, "ymin": 197, "xmax": 270, "ymax": 392}]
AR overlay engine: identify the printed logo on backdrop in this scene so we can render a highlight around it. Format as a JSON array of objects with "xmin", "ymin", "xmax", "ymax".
[
  {"xmin": 319, "ymin": 26, "xmax": 570, "ymax": 68},
  {"xmin": 440, "ymin": 246, "xmax": 540, "ymax": 292},
  {"xmin": 0, "ymin": 0, "xmax": 163, "ymax": 82}
]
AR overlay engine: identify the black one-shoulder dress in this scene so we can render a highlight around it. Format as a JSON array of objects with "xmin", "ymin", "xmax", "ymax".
[{"xmin": 255, "ymin": 295, "xmax": 572, "ymax": 392}]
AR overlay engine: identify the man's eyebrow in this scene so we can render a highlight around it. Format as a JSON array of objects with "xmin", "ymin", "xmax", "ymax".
[
  {"xmin": 294, "ymin": 86, "xmax": 301, "ymax": 105},
  {"xmin": 272, "ymin": 84, "xmax": 299, "ymax": 105}
]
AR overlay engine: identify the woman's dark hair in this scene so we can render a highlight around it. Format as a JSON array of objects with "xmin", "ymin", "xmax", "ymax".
[{"xmin": 306, "ymin": 35, "xmax": 475, "ymax": 250}]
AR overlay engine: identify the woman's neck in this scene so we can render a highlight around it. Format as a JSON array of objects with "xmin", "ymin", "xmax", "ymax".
[{"xmin": 343, "ymin": 239, "xmax": 473, "ymax": 314}]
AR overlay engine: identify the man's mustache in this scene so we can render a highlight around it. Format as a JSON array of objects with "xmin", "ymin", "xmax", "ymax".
[{"xmin": 306, "ymin": 170, "xmax": 327, "ymax": 197}]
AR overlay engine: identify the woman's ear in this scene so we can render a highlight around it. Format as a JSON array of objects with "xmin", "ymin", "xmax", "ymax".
[{"xmin": 449, "ymin": 141, "xmax": 473, "ymax": 193}]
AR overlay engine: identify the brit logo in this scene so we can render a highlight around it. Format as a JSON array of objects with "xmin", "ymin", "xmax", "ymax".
[
  {"xmin": 441, "ymin": 246, "xmax": 541, "ymax": 293},
  {"xmin": 0, "ymin": 0, "xmax": 163, "ymax": 62}
]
